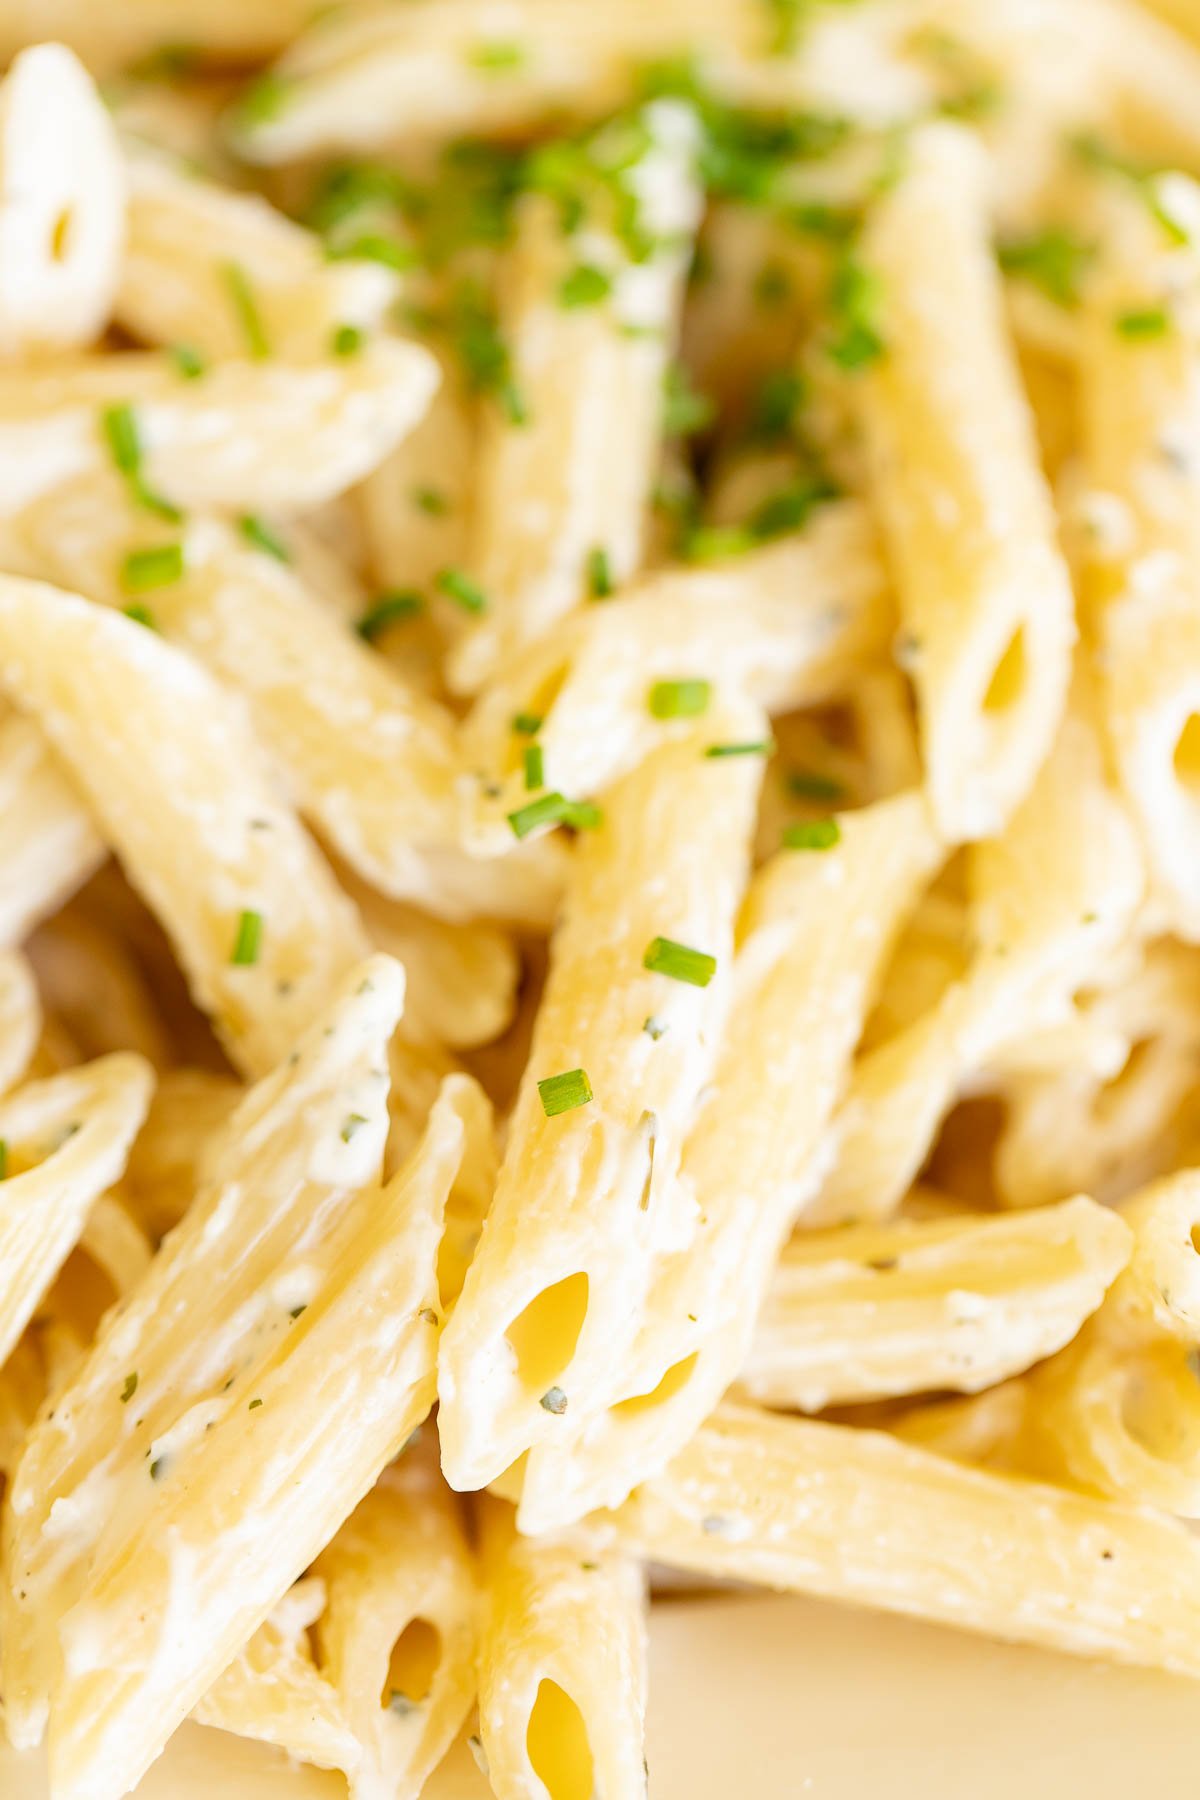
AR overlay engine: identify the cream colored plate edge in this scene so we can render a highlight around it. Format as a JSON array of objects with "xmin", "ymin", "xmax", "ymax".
[{"xmin": 5, "ymin": 1593, "xmax": 1196, "ymax": 1798}]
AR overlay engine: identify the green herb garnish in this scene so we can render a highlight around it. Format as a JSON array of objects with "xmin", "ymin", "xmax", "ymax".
[
  {"xmin": 998, "ymin": 229, "xmax": 1094, "ymax": 309},
  {"xmin": 169, "ymin": 342, "xmax": 207, "ymax": 379},
  {"xmin": 122, "ymin": 603, "xmax": 159, "ymax": 629},
  {"xmin": 643, "ymin": 936, "xmax": 717, "ymax": 987},
  {"xmin": 511, "ymin": 711, "xmax": 543, "ymax": 736},
  {"xmin": 507, "ymin": 792, "xmax": 602, "ymax": 838},
  {"xmin": 648, "ymin": 678, "xmax": 711, "ymax": 720},
  {"xmin": 121, "ymin": 543, "xmax": 184, "ymax": 593},
  {"xmin": 783, "ymin": 817, "xmax": 841, "ymax": 850},
  {"xmin": 788, "ymin": 768, "xmax": 845, "ymax": 802},
  {"xmin": 221, "ymin": 259, "xmax": 270, "ymax": 359},
  {"xmin": 586, "ymin": 545, "xmax": 614, "ymax": 599},
  {"xmin": 120, "ymin": 1372, "xmax": 138, "ymax": 1404},
  {"xmin": 536, "ymin": 1071, "xmax": 593, "ymax": 1118},
  {"xmin": 1115, "ymin": 306, "xmax": 1171, "ymax": 340},
  {"xmin": 468, "ymin": 40, "xmax": 526, "ymax": 71},
  {"xmin": 331, "ymin": 322, "xmax": 364, "ymax": 356},
  {"xmin": 341, "ymin": 1113, "xmax": 367, "ymax": 1142},
  {"xmin": 435, "ymin": 567, "xmax": 487, "ymax": 614},
  {"xmin": 523, "ymin": 743, "xmax": 545, "ymax": 790},
  {"xmin": 239, "ymin": 515, "xmax": 289, "ymax": 561},
  {"xmin": 230, "ymin": 909, "xmax": 263, "ymax": 966},
  {"xmin": 559, "ymin": 263, "xmax": 613, "ymax": 308},
  {"xmin": 357, "ymin": 592, "xmax": 424, "ymax": 639},
  {"xmin": 704, "ymin": 739, "xmax": 776, "ymax": 758}
]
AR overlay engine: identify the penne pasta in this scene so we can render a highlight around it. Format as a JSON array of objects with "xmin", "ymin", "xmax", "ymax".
[
  {"xmin": 476, "ymin": 1498, "xmax": 647, "ymax": 1800},
  {"xmin": 856, "ymin": 121, "xmax": 1076, "ymax": 841},
  {"xmin": 741, "ymin": 1196, "xmax": 1132, "ymax": 1411}
]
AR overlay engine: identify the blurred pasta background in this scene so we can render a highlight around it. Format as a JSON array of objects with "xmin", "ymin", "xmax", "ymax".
[{"xmin": 0, "ymin": 2, "xmax": 1197, "ymax": 1797}]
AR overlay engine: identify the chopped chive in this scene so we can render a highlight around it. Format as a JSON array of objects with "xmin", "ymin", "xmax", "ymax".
[
  {"xmin": 997, "ymin": 229, "xmax": 1094, "ymax": 309},
  {"xmin": 389, "ymin": 1691, "xmax": 416, "ymax": 1716},
  {"xmin": 101, "ymin": 403, "xmax": 141, "ymax": 478},
  {"xmin": 232, "ymin": 71, "xmax": 292, "ymax": 131},
  {"xmin": 134, "ymin": 482, "xmax": 184, "ymax": 523},
  {"xmin": 122, "ymin": 602, "xmax": 159, "ymax": 630},
  {"xmin": 468, "ymin": 39, "xmax": 526, "ymax": 71},
  {"xmin": 289, "ymin": 1304, "xmax": 307, "ymax": 1319},
  {"xmin": 788, "ymin": 768, "xmax": 845, "ymax": 802},
  {"xmin": 120, "ymin": 1372, "xmax": 138, "ymax": 1404},
  {"xmin": 356, "ymin": 591, "xmax": 424, "ymax": 639},
  {"xmin": 783, "ymin": 817, "xmax": 841, "ymax": 851},
  {"xmin": 411, "ymin": 485, "xmax": 448, "ymax": 515},
  {"xmin": 248, "ymin": 1397, "xmax": 263, "ymax": 1409},
  {"xmin": 239, "ymin": 514, "xmax": 289, "ymax": 562},
  {"xmin": 643, "ymin": 1015, "xmax": 667, "ymax": 1040},
  {"xmin": 507, "ymin": 791, "xmax": 602, "ymax": 838},
  {"xmin": 648, "ymin": 678, "xmax": 711, "ymax": 720},
  {"xmin": 643, "ymin": 936, "xmax": 717, "ymax": 988},
  {"xmin": 150, "ymin": 1457, "xmax": 167, "ymax": 1481},
  {"xmin": 662, "ymin": 362, "xmax": 715, "ymax": 438},
  {"xmin": 230, "ymin": 909, "xmax": 263, "ymax": 966},
  {"xmin": 1115, "ymin": 306, "xmax": 1171, "ymax": 340},
  {"xmin": 0, "ymin": 1139, "xmax": 7, "ymax": 1180},
  {"xmin": 559, "ymin": 263, "xmax": 613, "ymax": 308},
  {"xmin": 221, "ymin": 260, "xmax": 270, "ymax": 359},
  {"xmin": 586, "ymin": 544, "xmax": 614, "ymax": 599},
  {"xmin": 511, "ymin": 711, "xmax": 543, "ymax": 736},
  {"xmin": 121, "ymin": 543, "xmax": 184, "ymax": 593},
  {"xmin": 540, "ymin": 1385, "xmax": 569, "ymax": 1413},
  {"xmin": 753, "ymin": 260, "xmax": 792, "ymax": 307},
  {"xmin": 435, "ymin": 567, "xmax": 487, "ymax": 614},
  {"xmin": 537, "ymin": 1069, "xmax": 593, "ymax": 1117},
  {"xmin": 683, "ymin": 525, "xmax": 757, "ymax": 562},
  {"xmin": 827, "ymin": 255, "xmax": 885, "ymax": 372},
  {"xmin": 704, "ymin": 739, "xmax": 776, "ymax": 759},
  {"xmin": 169, "ymin": 341, "xmax": 207, "ymax": 379},
  {"xmin": 327, "ymin": 233, "xmax": 419, "ymax": 271},
  {"xmin": 331, "ymin": 322, "xmax": 364, "ymax": 356},
  {"xmin": 341, "ymin": 1113, "xmax": 368, "ymax": 1143},
  {"xmin": 523, "ymin": 743, "xmax": 544, "ymax": 790}
]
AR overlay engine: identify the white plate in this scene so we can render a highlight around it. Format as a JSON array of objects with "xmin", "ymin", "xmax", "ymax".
[{"xmin": 4, "ymin": 1592, "xmax": 1198, "ymax": 1797}]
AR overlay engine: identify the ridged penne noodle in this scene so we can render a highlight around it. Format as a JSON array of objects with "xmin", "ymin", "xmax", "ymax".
[
  {"xmin": 313, "ymin": 1446, "xmax": 479, "ymax": 1800},
  {"xmin": 0, "ymin": 1056, "xmax": 152, "ymax": 1368},
  {"xmin": 0, "ymin": 713, "xmax": 104, "ymax": 949},
  {"xmin": 463, "ymin": 503, "xmax": 891, "ymax": 822},
  {"xmin": 0, "ymin": 1, "xmax": 319, "ymax": 70},
  {"xmin": 477, "ymin": 1499, "xmax": 647, "ymax": 1800},
  {"xmin": 193, "ymin": 1579, "xmax": 358, "ymax": 1782},
  {"xmin": 1078, "ymin": 182, "xmax": 1200, "ymax": 940},
  {"xmin": 116, "ymin": 145, "xmax": 398, "ymax": 360},
  {"xmin": 516, "ymin": 791, "xmax": 943, "ymax": 1531},
  {"xmin": 0, "ymin": 577, "xmax": 369, "ymax": 1078},
  {"xmin": 448, "ymin": 101, "xmax": 700, "ymax": 692},
  {"xmin": 0, "ymin": 947, "xmax": 40, "ymax": 1096},
  {"xmin": 857, "ymin": 122, "xmax": 1076, "ymax": 840},
  {"xmin": 227, "ymin": 0, "xmax": 753, "ymax": 165},
  {"xmin": 27, "ymin": 905, "xmax": 175, "ymax": 1071},
  {"xmin": 0, "ymin": 45, "xmax": 123, "ymax": 358},
  {"xmin": 815, "ymin": 704, "xmax": 1144, "ymax": 1223},
  {"xmin": 0, "ymin": 339, "xmax": 438, "ymax": 518},
  {"xmin": 439, "ymin": 710, "xmax": 763, "ymax": 1493},
  {"xmin": 620, "ymin": 1400, "xmax": 1200, "ymax": 1678},
  {"xmin": 357, "ymin": 349, "xmax": 474, "ymax": 606},
  {"xmin": 2, "ymin": 958, "xmax": 407, "ymax": 1756},
  {"xmin": 1091, "ymin": 0, "xmax": 1200, "ymax": 170},
  {"xmin": 741, "ymin": 1197, "xmax": 1132, "ymax": 1411}
]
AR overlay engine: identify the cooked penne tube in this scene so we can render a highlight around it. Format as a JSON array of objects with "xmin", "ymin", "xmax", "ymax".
[
  {"xmin": 27, "ymin": 904, "xmax": 175, "ymax": 1071},
  {"xmin": 46, "ymin": 1068, "xmax": 476, "ymax": 1800},
  {"xmin": 118, "ymin": 1068, "xmax": 241, "ymax": 1241},
  {"xmin": 357, "ymin": 351, "xmax": 474, "ymax": 605},
  {"xmin": 117, "ymin": 144, "xmax": 398, "ymax": 360},
  {"xmin": 0, "ymin": 1056, "xmax": 153, "ymax": 1368},
  {"xmin": 2, "ymin": 956, "xmax": 408, "ymax": 1756},
  {"xmin": 741, "ymin": 1197, "xmax": 1132, "ymax": 1411},
  {"xmin": 439, "ymin": 709, "xmax": 763, "ymax": 1493},
  {"xmin": 448, "ymin": 101, "xmax": 701, "ymax": 692},
  {"xmin": 314, "ymin": 1444, "xmax": 479, "ymax": 1800},
  {"xmin": 620, "ymin": 1399, "xmax": 1200, "ymax": 1679},
  {"xmin": 1078, "ymin": 181, "xmax": 1200, "ymax": 940},
  {"xmin": 193, "ymin": 1579, "xmax": 358, "ymax": 1783},
  {"xmin": 0, "ymin": 713, "xmax": 104, "ymax": 950},
  {"xmin": 0, "ymin": 339, "xmax": 438, "ymax": 518},
  {"xmin": 815, "ymin": 703, "xmax": 1144, "ymax": 1223},
  {"xmin": 0, "ymin": 577, "xmax": 369, "ymax": 1078},
  {"xmin": 0, "ymin": 44, "xmax": 124, "ymax": 358},
  {"xmin": 462, "ymin": 502, "xmax": 891, "ymax": 823},
  {"xmin": 516, "ymin": 791, "xmax": 943, "ymax": 1530},
  {"xmin": 476, "ymin": 1498, "xmax": 647, "ymax": 1800},
  {"xmin": 857, "ymin": 121, "xmax": 1076, "ymax": 841},
  {"xmin": 0, "ymin": 947, "xmax": 40, "ymax": 1097}
]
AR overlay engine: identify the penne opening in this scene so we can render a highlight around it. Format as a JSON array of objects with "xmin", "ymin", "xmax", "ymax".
[
  {"xmin": 526, "ymin": 1678, "xmax": 595, "ymax": 1800},
  {"xmin": 381, "ymin": 1616, "xmax": 441, "ymax": 1712},
  {"xmin": 612, "ymin": 1351, "xmax": 699, "ymax": 1419},
  {"xmin": 1173, "ymin": 713, "xmax": 1200, "ymax": 793},
  {"xmin": 1190, "ymin": 1223, "xmax": 1200, "ymax": 1257},
  {"xmin": 505, "ymin": 1272, "xmax": 589, "ymax": 1398},
  {"xmin": 981, "ymin": 624, "xmax": 1028, "ymax": 715}
]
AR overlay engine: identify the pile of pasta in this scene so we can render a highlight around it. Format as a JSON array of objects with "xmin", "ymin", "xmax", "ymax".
[{"xmin": 1, "ymin": 1, "xmax": 1200, "ymax": 1796}]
